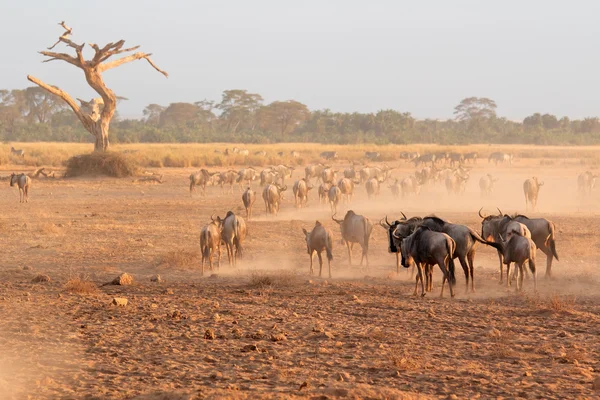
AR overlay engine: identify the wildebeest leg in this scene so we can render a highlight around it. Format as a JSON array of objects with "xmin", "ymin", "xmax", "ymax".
[
  {"xmin": 347, "ymin": 242, "xmax": 353, "ymax": 266},
  {"xmin": 201, "ymin": 253, "xmax": 205, "ymax": 276},
  {"xmin": 541, "ymin": 247, "xmax": 553, "ymax": 278},
  {"xmin": 516, "ymin": 262, "xmax": 524, "ymax": 291},
  {"xmin": 395, "ymin": 253, "xmax": 401, "ymax": 274},
  {"xmin": 497, "ymin": 250, "xmax": 504, "ymax": 283},
  {"xmin": 317, "ymin": 251, "xmax": 323, "ymax": 277},
  {"xmin": 458, "ymin": 256, "xmax": 469, "ymax": 294},
  {"xmin": 208, "ymin": 250, "xmax": 214, "ymax": 272},
  {"xmin": 529, "ymin": 257, "xmax": 537, "ymax": 292},
  {"xmin": 309, "ymin": 250, "xmax": 314, "ymax": 275},
  {"xmin": 467, "ymin": 251, "xmax": 475, "ymax": 293},
  {"xmin": 506, "ymin": 263, "xmax": 511, "ymax": 287},
  {"xmin": 418, "ymin": 264, "xmax": 426, "ymax": 297}
]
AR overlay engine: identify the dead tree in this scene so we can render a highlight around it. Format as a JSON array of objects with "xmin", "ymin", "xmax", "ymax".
[{"xmin": 27, "ymin": 21, "xmax": 168, "ymax": 152}]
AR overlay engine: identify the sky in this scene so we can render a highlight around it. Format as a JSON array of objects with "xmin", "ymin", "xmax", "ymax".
[{"xmin": 2, "ymin": 0, "xmax": 599, "ymax": 120}]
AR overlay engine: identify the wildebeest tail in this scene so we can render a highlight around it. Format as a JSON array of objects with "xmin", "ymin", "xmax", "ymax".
[
  {"xmin": 189, "ymin": 176, "xmax": 195, "ymax": 194},
  {"xmin": 326, "ymin": 232, "xmax": 333, "ymax": 261},
  {"xmin": 363, "ymin": 219, "xmax": 372, "ymax": 251},
  {"xmin": 548, "ymin": 221, "xmax": 559, "ymax": 261},
  {"xmin": 201, "ymin": 231, "xmax": 211, "ymax": 259},
  {"xmin": 446, "ymin": 237, "xmax": 457, "ymax": 285},
  {"xmin": 468, "ymin": 228, "xmax": 503, "ymax": 251}
]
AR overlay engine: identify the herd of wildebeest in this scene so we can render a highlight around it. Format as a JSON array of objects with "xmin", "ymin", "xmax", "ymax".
[{"xmin": 6, "ymin": 147, "xmax": 598, "ymax": 298}]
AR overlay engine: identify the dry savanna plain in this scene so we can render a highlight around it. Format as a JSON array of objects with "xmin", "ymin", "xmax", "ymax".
[{"xmin": 1, "ymin": 143, "xmax": 600, "ymax": 399}]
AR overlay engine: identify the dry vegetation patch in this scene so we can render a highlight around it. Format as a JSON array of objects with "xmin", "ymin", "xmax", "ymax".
[
  {"xmin": 65, "ymin": 152, "xmax": 139, "ymax": 178},
  {"xmin": 64, "ymin": 277, "xmax": 98, "ymax": 294},
  {"xmin": 157, "ymin": 249, "xmax": 200, "ymax": 269}
]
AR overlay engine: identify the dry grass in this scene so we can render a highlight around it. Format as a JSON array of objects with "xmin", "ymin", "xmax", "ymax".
[
  {"xmin": 65, "ymin": 152, "xmax": 139, "ymax": 177},
  {"xmin": 248, "ymin": 270, "xmax": 297, "ymax": 289},
  {"xmin": 548, "ymin": 294, "xmax": 576, "ymax": 312},
  {"xmin": 64, "ymin": 277, "xmax": 98, "ymax": 294},
  {"xmin": 387, "ymin": 345, "xmax": 428, "ymax": 371},
  {"xmin": 156, "ymin": 249, "xmax": 200, "ymax": 269}
]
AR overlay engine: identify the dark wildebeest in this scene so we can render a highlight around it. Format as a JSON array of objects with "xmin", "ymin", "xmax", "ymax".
[
  {"xmin": 401, "ymin": 176, "xmax": 421, "ymax": 197},
  {"xmin": 305, "ymin": 164, "xmax": 325, "ymax": 183},
  {"xmin": 302, "ymin": 221, "xmax": 334, "ymax": 278},
  {"xmin": 277, "ymin": 151, "xmax": 285, "ymax": 157},
  {"xmin": 337, "ymin": 177, "xmax": 356, "ymax": 203},
  {"xmin": 10, "ymin": 147, "xmax": 25, "ymax": 157},
  {"xmin": 190, "ymin": 169, "xmax": 215, "ymax": 196},
  {"xmin": 577, "ymin": 171, "xmax": 597, "ymax": 196},
  {"xmin": 448, "ymin": 153, "xmax": 464, "ymax": 167},
  {"xmin": 262, "ymin": 184, "xmax": 287, "ymax": 215},
  {"xmin": 364, "ymin": 151, "xmax": 380, "ymax": 161},
  {"xmin": 242, "ymin": 187, "xmax": 256, "ymax": 220},
  {"xmin": 332, "ymin": 210, "xmax": 373, "ymax": 267},
  {"xmin": 318, "ymin": 182, "xmax": 331, "ymax": 205},
  {"xmin": 260, "ymin": 168, "xmax": 280, "ymax": 187},
  {"xmin": 320, "ymin": 151, "xmax": 338, "ymax": 160},
  {"xmin": 421, "ymin": 216, "xmax": 502, "ymax": 293},
  {"xmin": 389, "ymin": 179, "xmax": 401, "ymax": 199},
  {"xmin": 237, "ymin": 167, "xmax": 258, "ymax": 187},
  {"xmin": 413, "ymin": 154, "xmax": 436, "ymax": 167},
  {"xmin": 10, "ymin": 173, "xmax": 31, "ymax": 203},
  {"xmin": 464, "ymin": 152, "xmax": 478, "ymax": 164},
  {"xmin": 321, "ymin": 167, "xmax": 338, "ymax": 184},
  {"xmin": 399, "ymin": 226, "xmax": 456, "ymax": 298},
  {"xmin": 293, "ymin": 178, "xmax": 313, "ymax": 208},
  {"xmin": 499, "ymin": 232, "xmax": 537, "ymax": 292},
  {"xmin": 379, "ymin": 213, "xmax": 421, "ymax": 273},
  {"xmin": 479, "ymin": 208, "xmax": 558, "ymax": 279},
  {"xmin": 200, "ymin": 215, "xmax": 223, "ymax": 275},
  {"xmin": 220, "ymin": 211, "xmax": 247, "ymax": 266},
  {"xmin": 400, "ymin": 151, "xmax": 419, "ymax": 161},
  {"xmin": 365, "ymin": 177, "xmax": 383, "ymax": 199},
  {"xmin": 479, "ymin": 174, "xmax": 498, "ymax": 197},
  {"xmin": 343, "ymin": 165, "xmax": 357, "ymax": 179},
  {"xmin": 523, "ymin": 177, "xmax": 544, "ymax": 212},
  {"xmin": 272, "ymin": 165, "xmax": 295, "ymax": 185},
  {"xmin": 434, "ymin": 152, "xmax": 450, "ymax": 165},
  {"xmin": 328, "ymin": 185, "xmax": 342, "ymax": 215},
  {"xmin": 488, "ymin": 152, "xmax": 513, "ymax": 166},
  {"xmin": 217, "ymin": 170, "xmax": 238, "ymax": 194},
  {"xmin": 255, "ymin": 150, "xmax": 267, "ymax": 157},
  {"xmin": 415, "ymin": 165, "xmax": 437, "ymax": 185}
]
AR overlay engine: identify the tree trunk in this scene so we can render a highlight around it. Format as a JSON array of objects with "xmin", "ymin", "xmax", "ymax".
[{"xmin": 92, "ymin": 122, "xmax": 110, "ymax": 152}]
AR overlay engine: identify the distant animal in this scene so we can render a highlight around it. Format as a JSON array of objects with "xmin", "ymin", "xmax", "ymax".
[
  {"xmin": 399, "ymin": 226, "xmax": 456, "ymax": 298},
  {"xmin": 400, "ymin": 176, "xmax": 421, "ymax": 197},
  {"xmin": 321, "ymin": 167, "xmax": 338, "ymax": 184},
  {"xmin": 10, "ymin": 147, "xmax": 25, "ymax": 157},
  {"xmin": 293, "ymin": 178, "xmax": 313, "ymax": 208},
  {"xmin": 327, "ymin": 185, "xmax": 342, "ymax": 215},
  {"xmin": 320, "ymin": 151, "xmax": 338, "ymax": 160},
  {"xmin": 499, "ymin": 232, "xmax": 537, "ymax": 291},
  {"xmin": 365, "ymin": 177, "xmax": 382, "ymax": 199},
  {"xmin": 359, "ymin": 165, "xmax": 391, "ymax": 183},
  {"xmin": 523, "ymin": 177, "xmax": 544, "ymax": 212},
  {"xmin": 305, "ymin": 164, "xmax": 325, "ymax": 182},
  {"xmin": 302, "ymin": 221, "xmax": 334, "ymax": 278},
  {"xmin": 260, "ymin": 168, "xmax": 280, "ymax": 187},
  {"xmin": 277, "ymin": 151, "xmax": 285, "ymax": 157},
  {"xmin": 290, "ymin": 151, "xmax": 300, "ymax": 158},
  {"xmin": 488, "ymin": 152, "xmax": 513, "ymax": 166},
  {"xmin": 343, "ymin": 165, "xmax": 357, "ymax": 180},
  {"xmin": 200, "ymin": 215, "xmax": 223, "ymax": 275},
  {"xmin": 262, "ymin": 184, "xmax": 287, "ymax": 215},
  {"xmin": 237, "ymin": 168, "xmax": 258, "ymax": 187},
  {"xmin": 337, "ymin": 178, "xmax": 356, "ymax": 203},
  {"xmin": 433, "ymin": 152, "xmax": 449, "ymax": 165},
  {"xmin": 577, "ymin": 171, "xmax": 597, "ymax": 196},
  {"xmin": 463, "ymin": 152, "xmax": 478, "ymax": 164},
  {"xmin": 217, "ymin": 170, "xmax": 238, "ymax": 194},
  {"xmin": 332, "ymin": 210, "xmax": 373, "ymax": 267},
  {"xmin": 400, "ymin": 151, "xmax": 419, "ymax": 161},
  {"xmin": 388, "ymin": 179, "xmax": 401, "ymax": 199},
  {"xmin": 364, "ymin": 151, "xmax": 380, "ymax": 161},
  {"xmin": 189, "ymin": 169, "xmax": 215, "ymax": 196},
  {"xmin": 220, "ymin": 211, "xmax": 247, "ymax": 266},
  {"xmin": 242, "ymin": 187, "xmax": 256, "ymax": 220},
  {"xmin": 238, "ymin": 149, "xmax": 249, "ymax": 156},
  {"xmin": 254, "ymin": 151, "xmax": 267, "ymax": 157},
  {"xmin": 272, "ymin": 165, "xmax": 295, "ymax": 185},
  {"xmin": 318, "ymin": 182, "xmax": 331, "ymax": 205},
  {"xmin": 10, "ymin": 173, "xmax": 31, "ymax": 203},
  {"xmin": 445, "ymin": 172, "xmax": 469, "ymax": 195},
  {"xmin": 448, "ymin": 153, "xmax": 464, "ymax": 167},
  {"xmin": 479, "ymin": 174, "xmax": 498, "ymax": 197}
]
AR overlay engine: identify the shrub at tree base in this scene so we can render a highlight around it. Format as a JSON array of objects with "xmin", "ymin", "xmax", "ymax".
[{"xmin": 65, "ymin": 152, "xmax": 139, "ymax": 178}]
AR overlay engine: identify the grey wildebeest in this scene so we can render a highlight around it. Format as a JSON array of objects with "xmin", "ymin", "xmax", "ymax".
[
  {"xmin": 479, "ymin": 208, "xmax": 558, "ymax": 279},
  {"xmin": 217, "ymin": 170, "xmax": 238, "ymax": 194},
  {"xmin": 399, "ymin": 226, "xmax": 456, "ymax": 298},
  {"xmin": 321, "ymin": 167, "xmax": 338, "ymax": 184},
  {"xmin": 320, "ymin": 151, "xmax": 337, "ymax": 160},
  {"xmin": 242, "ymin": 187, "xmax": 256, "ymax": 220},
  {"xmin": 488, "ymin": 152, "xmax": 513, "ymax": 166},
  {"xmin": 364, "ymin": 151, "xmax": 380, "ymax": 161},
  {"xmin": 254, "ymin": 150, "xmax": 267, "ymax": 157},
  {"xmin": 413, "ymin": 154, "xmax": 436, "ymax": 167},
  {"xmin": 500, "ymin": 232, "xmax": 537, "ymax": 291},
  {"xmin": 343, "ymin": 165, "xmax": 357, "ymax": 179},
  {"xmin": 577, "ymin": 171, "xmax": 597, "ymax": 196},
  {"xmin": 479, "ymin": 174, "xmax": 498, "ymax": 197},
  {"xmin": 464, "ymin": 152, "xmax": 478, "ymax": 164},
  {"xmin": 523, "ymin": 177, "xmax": 544, "ymax": 211},
  {"xmin": 389, "ymin": 179, "xmax": 401, "ymax": 199},
  {"xmin": 237, "ymin": 167, "xmax": 258, "ymax": 187},
  {"xmin": 200, "ymin": 215, "xmax": 223, "ymax": 275},
  {"xmin": 448, "ymin": 152, "xmax": 464, "ymax": 167},
  {"xmin": 10, "ymin": 173, "xmax": 31, "ymax": 203},
  {"xmin": 421, "ymin": 216, "xmax": 502, "ymax": 293},
  {"xmin": 305, "ymin": 164, "xmax": 325, "ymax": 183},
  {"xmin": 262, "ymin": 184, "xmax": 287, "ymax": 215},
  {"xmin": 400, "ymin": 176, "xmax": 421, "ymax": 197},
  {"xmin": 220, "ymin": 211, "xmax": 247, "ymax": 266},
  {"xmin": 293, "ymin": 178, "xmax": 313, "ymax": 208},
  {"xmin": 332, "ymin": 210, "xmax": 373, "ymax": 267},
  {"xmin": 359, "ymin": 164, "xmax": 391, "ymax": 183},
  {"xmin": 10, "ymin": 147, "xmax": 25, "ymax": 157},
  {"xmin": 302, "ymin": 221, "xmax": 334, "ymax": 278},
  {"xmin": 260, "ymin": 168, "xmax": 280, "ymax": 187},
  {"xmin": 365, "ymin": 177, "xmax": 383, "ymax": 199},
  {"xmin": 318, "ymin": 182, "xmax": 331, "ymax": 205},
  {"xmin": 190, "ymin": 169, "xmax": 215, "ymax": 196},
  {"xmin": 290, "ymin": 150, "xmax": 300, "ymax": 158},
  {"xmin": 379, "ymin": 213, "xmax": 420, "ymax": 273},
  {"xmin": 272, "ymin": 165, "xmax": 294, "ymax": 185},
  {"xmin": 337, "ymin": 178, "xmax": 356, "ymax": 203},
  {"xmin": 445, "ymin": 172, "xmax": 469, "ymax": 195},
  {"xmin": 328, "ymin": 185, "xmax": 342, "ymax": 215}
]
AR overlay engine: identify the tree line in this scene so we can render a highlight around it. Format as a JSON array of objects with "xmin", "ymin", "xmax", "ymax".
[{"xmin": 2, "ymin": 89, "xmax": 600, "ymax": 145}]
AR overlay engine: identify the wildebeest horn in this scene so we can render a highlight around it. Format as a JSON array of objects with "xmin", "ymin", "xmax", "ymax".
[
  {"xmin": 400, "ymin": 211, "xmax": 407, "ymax": 220},
  {"xmin": 392, "ymin": 230, "xmax": 401, "ymax": 239},
  {"xmin": 210, "ymin": 214, "xmax": 216, "ymax": 221},
  {"xmin": 478, "ymin": 207, "xmax": 487, "ymax": 219},
  {"xmin": 331, "ymin": 213, "xmax": 343, "ymax": 224},
  {"xmin": 385, "ymin": 215, "xmax": 392, "ymax": 226},
  {"xmin": 496, "ymin": 207, "xmax": 503, "ymax": 216}
]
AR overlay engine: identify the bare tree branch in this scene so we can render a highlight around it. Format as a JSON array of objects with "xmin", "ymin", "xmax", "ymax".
[
  {"xmin": 39, "ymin": 51, "xmax": 81, "ymax": 67},
  {"xmin": 99, "ymin": 52, "xmax": 168, "ymax": 77}
]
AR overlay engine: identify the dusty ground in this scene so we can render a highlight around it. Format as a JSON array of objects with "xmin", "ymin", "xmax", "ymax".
[{"xmin": 1, "ymin": 156, "xmax": 600, "ymax": 399}]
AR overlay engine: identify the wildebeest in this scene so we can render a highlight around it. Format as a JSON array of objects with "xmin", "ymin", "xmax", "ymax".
[
  {"xmin": 479, "ymin": 208, "xmax": 558, "ymax": 279},
  {"xmin": 277, "ymin": 151, "xmax": 285, "ymax": 157},
  {"xmin": 364, "ymin": 151, "xmax": 380, "ymax": 161},
  {"xmin": 337, "ymin": 178, "xmax": 356, "ymax": 203},
  {"xmin": 328, "ymin": 185, "xmax": 342, "ymax": 215},
  {"xmin": 10, "ymin": 173, "xmax": 31, "ymax": 203},
  {"xmin": 389, "ymin": 179, "xmax": 401, "ymax": 199},
  {"xmin": 421, "ymin": 216, "xmax": 502, "ymax": 293},
  {"xmin": 499, "ymin": 232, "xmax": 537, "ymax": 291},
  {"xmin": 399, "ymin": 226, "xmax": 456, "ymax": 298},
  {"xmin": 318, "ymin": 182, "xmax": 331, "ymax": 205},
  {"xmin": 400, "ymin": 176, "xmax": 421, "ymax": 197},
  {"xmin": 302, "ymin": 221, "xmax": 334, "ymax": 278},
  {"xmin": 200, "ymin": 215, "xmax": 222, "ymax": 275},
  {"xmin": 262, "ymin": 184, "xmax": 287, "ymax": 215},
  {"xmin": 343, "ymin": 165, "xmax": 357, "ymax": 179},
  {"xmin": 237, "ymin": 168, "xmax": 258, "ymax": 187},
  {"xmin": 242, "ymin": 187, "xmax": 256, "ymax": 220},
  {"xmin": 290, "ymin": 150, "xmax": 300, "ymax": 158},
  {"xmin": 220, "ymin": 211, "xmax": 247, "ymax": 266},
  {"xmin": 260, "ymin": 168, "xmax": 280, "ymax": 187},
  {"xmin": 272, "ymin": 165, "xmax": 294, "ymax": 185},
  {"xmin": 321, "ymin": 167, "xmax": 338, "ymax": 184},
  {"xmin": 238, "ymin": 149, "xmax": 249, "ymax": 156},
  {"xmin": 479, "ymin": 174, "xmax": 498, "ymax": 197},
  {"xmin": 445, "ymin": 172, "xmax": 469, "ymax": 195},
  {"xmin": 415, "ymin": 166, "xmax": 437, "ymax": 185},
  {"xmin": 433, "ymin": 152, "xmax": 450, "ymax": 165},
  {"xmin": 448, "ymin": 152, "xmax": 464, "ymax": 167},
  {"xmin": 379, "ymin": 213, "xmax": 419, "ymax": 273},
  {"xmin": 293, "ymin": 178, "xmax": 313, "ymax": 208},
  {"xmin": 254, "ymin": 151, "xmax": 267, "ymax": 157},
  {"xmin": 320, "ymin": 151, "xmax": 338, "ymax": 160},
  {"xmin": 577, "ymin": 171, "xmax": 597, "ymax": 196},
  {"xmin": 305, "ymin": 164, "xmax": 325, "ymax": 182},
  {"xmin": 10, "ymin": 147, "xmax": 25, "ymax": 157},
  {"xmin": 400, "ymin": 151, "xmax": 419, "ymax": 161},
  {"xmin": 190, "ymin": 169, "xmax": 215, "ymax": 196},
  {"xmin": 332, "ymin": 210, "xmax": 373, "ymax": 267},
  {"xmin": 217, "ymin": 170, "xmax": 238, "ymax": 194},
  {"xmin": 488, "ymin": 152, "xmax": 513, "ymax": 166},
  {"xmin": 464, "ymin": 152, "xmax": 478, "ymax": 164},
  {"xmin": 523, "ymin": 177, "xmax": 544, "ymax": 211},
  {"xmin": 359, "ymin": 165, "xmax": 391, "ymax": 183}
]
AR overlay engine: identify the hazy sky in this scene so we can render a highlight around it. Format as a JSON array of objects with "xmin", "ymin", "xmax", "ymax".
[{"xmin": 2, "ymin": 0, "xmax": 599, "ymax": 120}]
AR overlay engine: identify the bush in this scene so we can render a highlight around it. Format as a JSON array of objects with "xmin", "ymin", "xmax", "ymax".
[{"xmin": 65, "ymin": 152, "xmax": 139, "ymax": 177}]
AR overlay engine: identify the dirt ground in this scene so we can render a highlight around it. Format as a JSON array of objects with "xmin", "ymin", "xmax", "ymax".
[{"xmin": 1, "ymin": 156, "xmax": 599, "ymax": 399}]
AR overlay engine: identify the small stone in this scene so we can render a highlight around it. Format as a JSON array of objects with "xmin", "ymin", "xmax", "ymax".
[
  {"xmin": 23, "ymin": 292, "xmax": 31, "ymax": 297},
  {"xmin": 271, "ymin": 333, "xmax": 286, "ymax": 342},
  {"xmin": 210, "ymin": 371, "xmax": 223, "ymax": 380},
  {"xmin": 324, "ymin": 331, "xmax": 335, "ymax": 339},
  {"xmin": 209, "ymin": 274, "xmax": 219, "ymax": 279},
  {"xmin": 213, "ymin": 313, "xmax": 221, "ymax": 322},
  {"xmin": 298, "ymin": 381, "xmax": 309, "ymax": 391},
  {"xmin": 23, "ymin": 266, "xmax": 32, "ymax": 271},
  {"xmin": 447, "ymin": 395, "xmax": 458, "ymax": 400},
  {"xmin": 523, "ymin": 371, "xmax": 532, "ymax": 377},
  {"xmin": 241, "ymin": 344, "xmax": 258, "ymax": 352},
  {"xmin": 593, "ymin": 376, "xmax": 600, "ymax": 391},
  {"xmin": 111, "ymin": 273, "xmax": 133, "ymax": 286},
  {"xmin": 162, "ymin": 288, "xmax": 174, "ymax": 295},
  {"xmin": 150, "ymin": 274, "xmax": 163, "ymax": 283},
  {"xmin": 150, "ymin": 303, "xmax": 158, "ymax": 309},
  {"xmin": 204, "ymin": 355, "xmax": 218, "ymax": 363},
  {"xmin": 112, "ymin": 297, "xmax": 128, "ymax": 307},
  {"xmin": 32, "ymin": 274, "xmax": 51, "ymax": 283},
  {"xmin": 204, "ymin": 329, "xmax": 215, "ymax": 340}
]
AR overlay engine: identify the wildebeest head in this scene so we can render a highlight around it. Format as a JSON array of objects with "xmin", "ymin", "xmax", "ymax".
[
  {"xmin": 10, "ymin": 173, "xmax": 17, "ymax": 187},
  {"xmin": 379, "ymin": 213, "xmax": 406, "ymax": 253}
]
